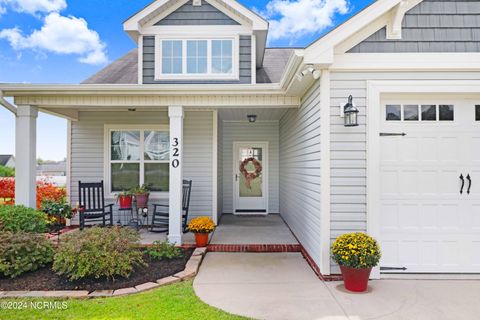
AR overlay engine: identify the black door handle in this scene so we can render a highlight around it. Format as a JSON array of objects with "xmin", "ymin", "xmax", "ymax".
[
  {"xmin": 467, "ymin": 174, "xmax": 472, "ymax": 195},
  {"xmin": 460, "ymin": 174, "xmax": 465, "ymax": 194}
]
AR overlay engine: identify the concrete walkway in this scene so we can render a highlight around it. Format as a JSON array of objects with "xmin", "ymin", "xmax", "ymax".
[{"xmin": 193, "ymin": 252, "xmax": 480, "ymax": 320}]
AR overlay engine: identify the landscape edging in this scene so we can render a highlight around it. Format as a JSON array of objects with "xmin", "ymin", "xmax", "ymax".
[{"xmin": 0, "ymin": 247, "xmax": 207, "ymax": 299}]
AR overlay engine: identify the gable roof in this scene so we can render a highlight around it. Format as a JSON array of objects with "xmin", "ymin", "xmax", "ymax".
[
  {"xmin": 82, "ymin": 48, "xmax": 294, "ymax": 84},
  {"xmin": 0, "ymin": 155, "xmax": 14, "ymax": 166}
]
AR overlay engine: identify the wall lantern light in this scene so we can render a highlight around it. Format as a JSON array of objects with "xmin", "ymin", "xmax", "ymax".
[
  {"xmin": 247, "ymin": 114, "xmax": 257, "ymax": 123},
  {"xmin": 343, "ymin": 95, "xmax": 359, "ymax": 127}
]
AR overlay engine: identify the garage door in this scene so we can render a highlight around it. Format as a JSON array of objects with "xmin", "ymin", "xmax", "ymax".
[{"xmin": 380, "ymin": 98, "xmax": 480, "ymax": 273}]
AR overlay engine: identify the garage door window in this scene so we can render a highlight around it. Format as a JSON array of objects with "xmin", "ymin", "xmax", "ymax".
[
  {"xmin": 439, "ymin": 105, "xmax": 454, "ymax": 121},
  {"xmin": 476, "ymin": 105, "xmax": 480, "ymax": 121},
  {"xmin": 386, "ymin": 104, "xmax": 454, "ymax": 122}
]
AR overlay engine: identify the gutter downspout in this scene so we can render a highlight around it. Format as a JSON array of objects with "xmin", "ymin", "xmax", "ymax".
[{"xmin": 0, "ymin": 90, "xmax": 17, "ymax": 115}]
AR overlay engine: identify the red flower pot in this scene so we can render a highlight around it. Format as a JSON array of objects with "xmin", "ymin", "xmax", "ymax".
[
  {"xmin": 135, "ymin": 193, "xmax": 149, "ymax": 209},
  {"xmin": 194, "ymin": 233, "xmax": 209, "ymax": 247},
  {"xmin": 340, "ymin": 265, "xmax": 372, "ymax": 292},
  {"xmin": 118, "ymin": 195, "xmax": 133, "ymax": 209}
]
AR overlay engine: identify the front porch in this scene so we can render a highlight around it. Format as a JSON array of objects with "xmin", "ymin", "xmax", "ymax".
[{"xmin": 139, "ymin": 214, "xmax": 299, "ymax": 247}]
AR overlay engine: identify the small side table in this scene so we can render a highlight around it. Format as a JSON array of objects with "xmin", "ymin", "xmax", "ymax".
[{"xmin": 118, "ymin": 207, "xmax": 133, "ymax": 226}]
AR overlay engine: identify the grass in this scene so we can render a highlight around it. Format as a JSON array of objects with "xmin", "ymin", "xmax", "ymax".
[{"xmin": 0, "ymin": 281, "xmax": 248, "ymax": 320}]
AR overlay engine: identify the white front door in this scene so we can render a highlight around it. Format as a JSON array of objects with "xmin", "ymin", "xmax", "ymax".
[
  {"xmin": 379, "ymin": 97, "xmax": 480, "ymax": 273},
  {"xmin": 233, "ymin": 142, "xmax": 268, "ymax": 214}
]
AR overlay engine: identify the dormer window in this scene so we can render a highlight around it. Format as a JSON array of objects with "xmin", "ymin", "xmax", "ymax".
[{"xmin": 155, "ymin": 37, "xmax": 238, "ymax": 80}]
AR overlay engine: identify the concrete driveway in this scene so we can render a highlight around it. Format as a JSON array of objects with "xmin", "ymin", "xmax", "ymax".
[{"xmin": 193, "ymin": 252, "xmax": 480, "ymax": 320}]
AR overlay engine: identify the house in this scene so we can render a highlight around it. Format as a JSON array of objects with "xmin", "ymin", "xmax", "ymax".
[
  {"xmin": 1, "ymin": 0, "xmax": 480, "ymax": 278},
  {"xmin": 0, "ymin": 155, "xmax": 15, "ymax": 168},
  {"xmin": 37, "ymin": 161, "xmax": 67, "ymax": 177}
]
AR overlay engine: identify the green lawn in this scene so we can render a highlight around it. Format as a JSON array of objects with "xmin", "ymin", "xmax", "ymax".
[{"xmin": 0, "ymin": 281, "xmax": 248, "ymax": 320}]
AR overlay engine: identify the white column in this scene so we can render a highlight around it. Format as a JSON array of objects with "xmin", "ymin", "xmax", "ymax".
[
  {"xmin": 15, "ymin": 105, "xmax": 38, "ymax": 208},
  {"xmin": 168, "ymin": 106, "xmax": 184, "ymax": 244}
]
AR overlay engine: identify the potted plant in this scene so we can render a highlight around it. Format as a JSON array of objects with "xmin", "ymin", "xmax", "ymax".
[
  {"xmin": 187, "ymin": 216, "xmax": 216, "ymax": 247},
  {"xmin": 116, "ymin": 190, "xmax": 133, "ymax": 209},
  {"xmin": 131, "ymin": 184, "xmax": 150, "ymax": 209},
  {"xmin": 331, "ymin": 232, "xmax": 381, "ymax": 292},
  {"xmin": 42, "ymin": 199, "xmax": 74, "ymax": 232}
]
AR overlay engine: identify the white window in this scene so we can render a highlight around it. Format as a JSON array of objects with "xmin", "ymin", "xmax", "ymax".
[
  {"xmin": 156, "ymin": 37, "xmax": 238, "ymax": 80},
  {"xmin": 105, "ymin": 126, "xmax": 170, "ymax": 196}
]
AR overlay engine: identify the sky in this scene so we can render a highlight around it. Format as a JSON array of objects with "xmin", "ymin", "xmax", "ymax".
[{"xmin": 0, "ymin": 0, "xmax": 372, "ymax": 161}]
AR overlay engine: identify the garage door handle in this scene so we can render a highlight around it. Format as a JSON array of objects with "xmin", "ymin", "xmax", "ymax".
[
  {"xmin": 467, "ymin": 174, "xmax": 472, "ymax": 195},
  {"xmin": 460, "ymin": 174, "xmax": 465, "ymax": 194},
  {"xmin": 380, "ymin": 132, "xmax": 407, "ymax": 137}
]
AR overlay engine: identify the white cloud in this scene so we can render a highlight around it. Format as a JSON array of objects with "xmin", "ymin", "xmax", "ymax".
[
  {"xmin": 0, "ymin": 0, "xmax": 66, "ymax": 15},
  {"xmin": 262, "ymin": 0, "xmax": 350, "ymax": 42},
  {"xmin": 0, "ymin": 12, "xmax": 107, "ymax": 65}
]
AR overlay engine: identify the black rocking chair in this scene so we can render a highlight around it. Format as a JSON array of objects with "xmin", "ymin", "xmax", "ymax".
[
  {"xmin": 78, "ymin": 181, "xmax": 114, "ymax": 230},
  {"xmin": 150, "ymin": 180, "xmax": 192, "ymax": 233}
]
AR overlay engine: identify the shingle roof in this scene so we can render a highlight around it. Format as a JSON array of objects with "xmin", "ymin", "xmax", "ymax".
[
  {"xmin": 0, "ymin": 155, "xmax": 13, "ymax": 166},
  {"xmin": 82, "ymin": 48, "xmax": 294, "ymax": 85},
  {"xmin": 37, "ymin": 161, "xmax": 66, "ymax": 173}
]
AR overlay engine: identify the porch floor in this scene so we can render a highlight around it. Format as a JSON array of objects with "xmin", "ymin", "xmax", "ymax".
[
  {"xmin": 139, "ymin": 229, "xmax": 196, "ymax": 246},
  {"xmin": 210, "ymin": 214, "xmax": 298, "ymax": 245}
]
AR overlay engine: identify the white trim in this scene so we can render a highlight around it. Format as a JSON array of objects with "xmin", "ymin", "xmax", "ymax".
[
  {"xmin": 103, "ymin": 124, "xmax": 170, "ymax": 199},
  {"xmin": 366, "ymin": 80, "xmax": 480, "ymax": 279},
  {"xmin": 66, "ymin": 119, "xmax": 72, "ymax": 203},
  {"xmin": 319, "ymin": 70, "xmax": 331, "ymax": 275},
  {"xmin": 232, "ymin": 141, "xmax": 269, "ymax": 215},
  {"xmin": 138, "ymin": 35, "xmax": 143, "ymax": 84},
  {"xmin": 386, "ymin": 0, "xmax": 422, "ymax": 39},
  {"xmin": 331, "ymin": 53, "xmax": 480, "ymax": 71},
  {"xmin": 212, "ymin": 110, "xmax": 219, "ymax": 224},
  {"xmin": 154, "ymin": 36, "xmax": 239, "ymax": 81}
]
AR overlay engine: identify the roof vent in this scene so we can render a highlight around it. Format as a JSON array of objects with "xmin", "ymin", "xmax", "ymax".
[{"xmin": 193, "ymin": 0, "xmax": 202, "ymax": 6}]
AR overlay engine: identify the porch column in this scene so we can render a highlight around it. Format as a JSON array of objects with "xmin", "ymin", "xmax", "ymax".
[
  {"xmin": 168, "ymin": 106, "xmax": 184, "ymax": 245},
  {"xmin": 15, "ymin": 105, "xmax": 38, "ymax": 208}
]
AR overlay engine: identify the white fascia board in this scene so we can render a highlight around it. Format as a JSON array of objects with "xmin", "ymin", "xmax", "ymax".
[
  {"xmin": 220, "ymin": 0, "xmax": 268, "ymax": 30},
  {"xmin": 123, "ymin": 0, "xmax": 171, "ymax": 31},
  {"xmin": 0, "ymin": 83, "xmax": 284, "ymax": 96},
  {"xmin": 304, "ymin": 0, "xmax": 402, "ymax": 63},
  {"xmin": 331, "ymin": 53, "xmax": 480, "ymax": 71}
]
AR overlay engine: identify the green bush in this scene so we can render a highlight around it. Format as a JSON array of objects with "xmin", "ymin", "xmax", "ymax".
[
  {"xmin": 0, "ymin": 165, "xmax": 14, "ymax": 177},
  {"xmin": 0, "ymin": 231, "xmax": 54, "ymax": 278},
  {"xmin": 53, "ymin": 227, "xmax": 146, "ymax": 281},
  {"xmin": 0, "ymin": 205, "xmax": 49, "ymax": 233},
  {"xmin": 145, "ymin": 241, "xmax": 182, "ymax": 260}
]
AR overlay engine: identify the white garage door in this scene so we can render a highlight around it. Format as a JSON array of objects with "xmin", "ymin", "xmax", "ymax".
[{"xmin": 380, "ymin": 98, "xmax": 480, "ymax": 273}]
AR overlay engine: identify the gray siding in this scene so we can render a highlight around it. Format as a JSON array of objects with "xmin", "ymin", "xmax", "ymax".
[
  {"xmin": 70, "ymin": 111, "xmax": 213, "ymax": 224},
  {"xmin": 349, "ymin": 0, "xmax": 480, "ymax": 53},
  {"xmin": 221, "ymin": 122, "xmax": 280, "ymax": 214},
  {"xmin": 143, "ymin": 35, "xmax": 252, "ymax": 84},
  {"xmin": 155, "ymin": 0, "xmax": 239, "ymax": 26},
  {"xmin": 279, "ymin": 81, "xmax": 322, "ymax": 268},
  {"xmin": 329, "ymin": 71, "xmax": 480, "ymax": 273}
]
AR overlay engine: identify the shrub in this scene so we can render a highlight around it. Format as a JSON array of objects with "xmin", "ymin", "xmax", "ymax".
[
  {"xmin": 53, "ymin": 227, "xmax": 146, "ymax": 281},
  {"xmin": 0, "ymin": 205, "xmax": 49, "ymax": 233},
  {"xmin": 145, "ymin": 241, "xmax": 182, "ymax": 260},
  {"xmin": 42, "ymin": 199, "xmax": 74, "ymax": 220},
  {"xmin": 0, "ymin": 232, "xmax": 54, "ymax": 278},
  {"xmin": 0, "ymin": 165, "xmax": 14, "ymax": 177},
  {"xmin": 187, "ymin": 216, "xmax": 216, "ymax": 234},
  {"xmin": 0, "ymin": 178, "xmax": 66, "ymax": 209},
  {"xmin": 331, "ymin": 232, "xmax": 381, "ymax": 269}
]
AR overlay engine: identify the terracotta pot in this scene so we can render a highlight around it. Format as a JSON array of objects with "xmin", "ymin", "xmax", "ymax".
[
  {"xmin": 194, "ymin": 233, "xmax": 209, "ymax": 247},
  {"xmin": 118, "ymin": 195, "xmax": 133, "ymax": 209},
  {"xmin": 339, "ymin": 265, "xmax": 372, "ymax": 292},
  {"xmin": 135, "ymin": 193, "xmax": 149, "ymax": 209}
]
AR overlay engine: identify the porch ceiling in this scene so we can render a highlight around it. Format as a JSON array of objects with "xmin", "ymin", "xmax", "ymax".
[{"xmin": 219, "ymin": 108, "xmax": 289, "ymax": 121}]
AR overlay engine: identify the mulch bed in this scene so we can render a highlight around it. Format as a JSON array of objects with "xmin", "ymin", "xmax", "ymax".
[{"xmin": 0, "ymin": 249, "xmax": 193, "ymax": 292}]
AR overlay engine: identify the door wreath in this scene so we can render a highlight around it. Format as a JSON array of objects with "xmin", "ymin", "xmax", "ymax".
[{"xmin": 240, "ymin": 157, "xmax": 262, "ymax": 189}]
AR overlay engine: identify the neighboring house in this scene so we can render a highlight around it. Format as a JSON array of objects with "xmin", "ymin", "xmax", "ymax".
[
  {"xmin": 37, "ymin": 161, "xmax": 67, "ymax": 177},
  {"xmin": 1, "ymin": 0, "xmax": 480, "ymax": 278},
  {"xmin": 0, "ymin": 155, "xmax": 15, "ymax": 168}
]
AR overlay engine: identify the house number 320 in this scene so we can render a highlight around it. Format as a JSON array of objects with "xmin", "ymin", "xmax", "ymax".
[{"xmin": 172, "ymin": 137, "xmax": 180, "ymax": 168}]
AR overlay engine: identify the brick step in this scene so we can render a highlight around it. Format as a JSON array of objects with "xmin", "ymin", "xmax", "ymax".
[{"xmin": 206, "ymin": 244, "xmax": 302, "ymax": 253}]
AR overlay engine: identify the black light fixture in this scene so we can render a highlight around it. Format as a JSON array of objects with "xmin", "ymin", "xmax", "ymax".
[
  {"xmin": 128, "ymin": 108, "xmax": 137, "ymax": 112},
  {"xmin": 343, "ymin": 95, "xmax": 359, "ymax": 127},
  {"xmin": 247, "ymin": 114, "xmax": 257, "ymax": 123}
]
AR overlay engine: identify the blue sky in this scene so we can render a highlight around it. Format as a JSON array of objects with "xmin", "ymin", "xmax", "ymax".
[{"xmin": 0, "ymin": 0, "xmax": 371, "ymax": 161}]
